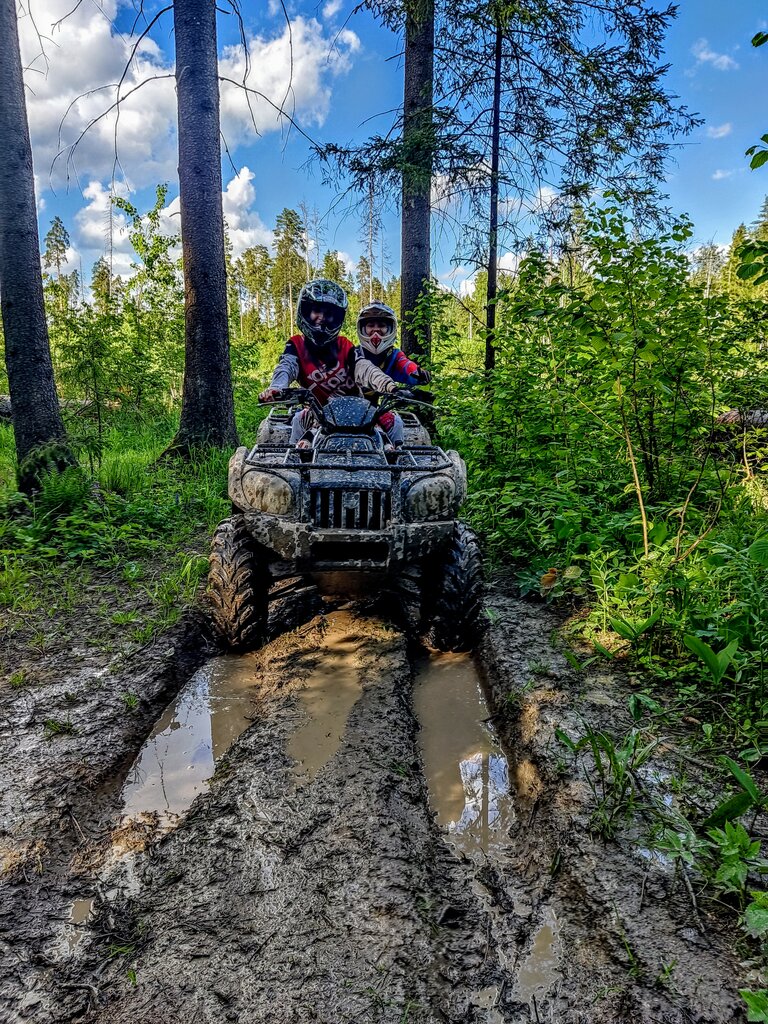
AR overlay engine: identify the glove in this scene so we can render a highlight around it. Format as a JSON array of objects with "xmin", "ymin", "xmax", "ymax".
[
  {"xmin": 416, "ymin": 368, "xmax": 432, "ymax": 385},
  {"xmin": 259, "ymin": 387, "xmax": 281, "ymax": 403}
]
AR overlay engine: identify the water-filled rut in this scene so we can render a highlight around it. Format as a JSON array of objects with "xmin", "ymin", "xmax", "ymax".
[{"xmin": 7, "ymin": 599, "xmax": 743, "ymax": 1024}]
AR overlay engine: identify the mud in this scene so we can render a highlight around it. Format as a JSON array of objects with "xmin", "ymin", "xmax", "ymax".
[{"xmin": 1, "ymin": 590, "xmax": 747, "ymax": 1023}]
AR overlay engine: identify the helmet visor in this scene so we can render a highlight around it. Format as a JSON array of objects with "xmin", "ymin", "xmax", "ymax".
[{"xmin": 304, "ymin": 301, "xmax": 345, "ymax": 334}]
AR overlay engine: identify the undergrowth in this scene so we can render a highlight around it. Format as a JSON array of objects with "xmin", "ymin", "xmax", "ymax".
[{"xmin": 0, "ymin": 414, "xmax": 232, "ymax": 654}]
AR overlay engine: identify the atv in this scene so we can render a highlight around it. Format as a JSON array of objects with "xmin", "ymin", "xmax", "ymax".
[{"xmin": 207, "ymin": 387, "xmax": 482, "ymax": 651}]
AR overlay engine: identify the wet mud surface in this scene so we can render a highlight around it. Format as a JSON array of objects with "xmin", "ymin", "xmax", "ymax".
[{"xmin": 1, "ymin": 591, "xmax": 745, "ymax": 1022}]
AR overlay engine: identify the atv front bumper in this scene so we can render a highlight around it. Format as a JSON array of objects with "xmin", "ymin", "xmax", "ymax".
[{"xmin": 242, "ymin": 514, "xmax": 454, "ymax": 571}]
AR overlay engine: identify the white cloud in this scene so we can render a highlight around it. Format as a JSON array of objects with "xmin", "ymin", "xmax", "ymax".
[
  {"xmin": 219, "ymin": 17, "xmax": 360, "ymax": 140},
  {"xmin": 19, "ymin": 0, "xmax": 177, "ymax": 191},
  {"xmin": 18, "ymin": 2, "xmax": 359, "ymax": 195},
  {"xmin": 498, "ymin": 252, "xmax": 521, "ymax": 274},
  {"xmin": 691, "ymin": 38, "xmax": 739, "ymax": 71},
  {"xmin": 712, "ymin": 169, "xmax": 734, "ymax": 181},
  {"xmin": 706, "ymin": 122, "xmax": 733, "ymax": 139},
  {"xmin": 70, "ymin": 169, "xmax": 273, "ymax": 278},
  {"xmin": 336, "ymin": 250, "xmax": 357, "ymax": 276},
  {"xmin": 73, "ymin": 179, "xmax": 137, "ymax": 277},
  {"xmin": 440, "ymin": 266, "xmax": 468, "ymax": 282},
  {"xmin": 458, "ymin": 273, "xmax": 478, "ymax": 298},
  {"xmin": 323, "ymin": 0, "xmax": 343, "ymax": 18},
  {"xmin": 221, "ymin": 168, "xmax": 273, "ymax": 257}
]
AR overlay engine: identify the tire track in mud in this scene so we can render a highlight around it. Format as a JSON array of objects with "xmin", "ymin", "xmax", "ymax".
[
  {"xmin": 6, "ymin": 597, "xmax": 744, "ymax": 1024},
  {"xmin": 47, "ymin": 611, "xmax": 502, "ymax": 1023}
]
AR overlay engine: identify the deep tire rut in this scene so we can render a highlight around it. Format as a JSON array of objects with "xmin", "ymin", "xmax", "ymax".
[
  {"xmin": 47, "ymin": 614, "xmax": 502, "ymax": 1024},
  {"xmin": 5, "ymin": 599, "xmax": 744, "ymax": 1024}
]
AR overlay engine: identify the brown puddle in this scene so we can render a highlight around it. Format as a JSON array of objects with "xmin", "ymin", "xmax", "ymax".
[
  {"xmin": 515, "ymin": 904, "xmax": 561, "ymax": 1003},
  {"xmin": 119, "ymin": 656, "xmax": 257, "ymax": 826},
  {"xmin": 64, "ymin": 896, "xmax": 95, "ymax": 951},
  {"xmin": 413, "ymin": 651, "xmax": 515, "ymax": 858},
  {"xmin": 287, "ymin": 611, "xmax": 363, "ymax": 785}
]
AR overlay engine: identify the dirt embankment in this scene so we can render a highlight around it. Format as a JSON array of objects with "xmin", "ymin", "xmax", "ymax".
[{"xmin": 2, "ymin": 590, "xmax": 744, "ymax": 1023}]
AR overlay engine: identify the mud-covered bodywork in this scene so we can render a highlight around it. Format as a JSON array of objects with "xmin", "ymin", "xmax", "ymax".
[
  {"xmin": 209, "ymin": 390, "xmax": 481, "ymax": 651},
  {"xmin": 230, "ymin": 401, "xmax": 466, "ymax": 572}
]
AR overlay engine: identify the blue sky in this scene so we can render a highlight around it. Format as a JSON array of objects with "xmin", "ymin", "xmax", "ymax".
[{"xmin": 19, "ymin": 0, "xmax": 768, "ymax": 289}]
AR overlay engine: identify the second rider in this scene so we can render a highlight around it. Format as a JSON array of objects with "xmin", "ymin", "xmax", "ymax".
[{"xmin": 259, "ymin": 280, "xmax": 401, "ymax": 448}]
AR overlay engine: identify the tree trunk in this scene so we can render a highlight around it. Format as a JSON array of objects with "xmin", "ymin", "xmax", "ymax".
[
  {"xmin": 0, "ymin": 0, "xmax": 75, "ymax": 488},
  {"xmin": 400, "ymin": 0, "xmax": 434, "ymax": 359},
  {"xmin": 170, "ymin": 0, "xmax": 238, "ymax": 453},
  {"xmin": 485, "ymin": 17, "xmax": 502, "ymax": 379}
]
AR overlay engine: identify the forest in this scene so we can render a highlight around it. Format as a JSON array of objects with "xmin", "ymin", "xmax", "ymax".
[{"xmin": 2, "ymin": 0, "xmax": 768, "ymax": 1021}]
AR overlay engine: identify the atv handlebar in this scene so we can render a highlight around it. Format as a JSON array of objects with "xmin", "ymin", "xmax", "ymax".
[{"xmin": 259, "ymin": 386, "xmax": 434, "ymax": 411}]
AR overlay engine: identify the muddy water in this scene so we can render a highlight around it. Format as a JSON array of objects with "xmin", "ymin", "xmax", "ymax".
[
  {"xmin": 413, "ymin": 651, "xmax": 515, "ymax": 858},
  {"xmin": 119, "ymin": 656, "xmax": 257, "ymax": 825},
  {"xmin": 287, "ymin": 619, "xmax": 363, "ymax": 784},
  {"xmin": 64, "ymin": 896, "xmax": 94, "ymax": 951},
  {"xmin": 516, "ymin": 904, "xmax": 561, "ymax": 1003}
]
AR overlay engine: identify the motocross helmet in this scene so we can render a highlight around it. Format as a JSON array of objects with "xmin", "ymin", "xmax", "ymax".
[
  {"xmin": 297, "ymin": 279, "xmax": 348, "ymax": 347},
  {"xmin": 357, "ymin": 301, "xmax": 397, "ymax": 356}
]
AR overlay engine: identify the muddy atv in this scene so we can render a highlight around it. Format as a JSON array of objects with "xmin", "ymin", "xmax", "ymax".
[{"xmin": 207, "ymin": 387, "xmax": 482, "ymax": 652}]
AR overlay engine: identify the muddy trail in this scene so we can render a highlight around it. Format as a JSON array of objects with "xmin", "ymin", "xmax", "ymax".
[{"xmin": 2, "ymin": 596, "xmax": 743, "ymax": 1023}]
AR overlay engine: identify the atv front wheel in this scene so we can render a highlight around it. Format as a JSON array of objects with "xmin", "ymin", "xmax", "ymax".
[
  {"xmin": 207, "ymin": 516, "xmax": 268, "ymax": 650},
  {"xmin": 425, "ymin": 522, "xmax": 483, "ymax": 652}
]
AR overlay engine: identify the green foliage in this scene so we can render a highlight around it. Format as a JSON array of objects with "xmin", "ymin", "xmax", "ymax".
[
  {"xmin": 741, "ymin": 990, "xmax": 768, "ymax": 1023},
  {"xmin": 430, "ymin": 197, "xmax": 768, "ymax": 744},
  {"xmin": 682, "ymin": 636, "xmax": 739, "ymax": 687},
  {"xmin": 556, "ymin": 724, "xmax": 658, "ymax": 837},
  {"xmin": 707, "ymin": 821, "xmax": 768, "ymax": 895}
]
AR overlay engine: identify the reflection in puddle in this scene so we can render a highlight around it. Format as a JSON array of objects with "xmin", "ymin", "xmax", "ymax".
[
  {"xmin": 65, "ymin": 896, "xmax": 94, "ymax": 950},
  {"xmin": 516, "ymin": 905, "xmax": 561, "ymax": 1002},
  {"xmin": 413, "ymin": 652, "xmax": 515, "ymax": 858},
  {"xmin": 287, "ymin": 613, "xmax": 363, "ymax": 785},
  {"xmin": 120, "ymin": 656, "xmax": 257, "ymax": 825}
]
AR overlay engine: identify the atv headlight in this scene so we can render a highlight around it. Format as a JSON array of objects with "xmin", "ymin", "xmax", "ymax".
[
  {"xmin": 241, "ymin": 470, "xmax": 295, "ymax": 516},
  {"xmin": 405, "ymin": 476, "xmax": 455, "ymax": 522}
]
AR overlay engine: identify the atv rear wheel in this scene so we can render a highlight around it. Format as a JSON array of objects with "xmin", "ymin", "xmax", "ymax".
[
  {"xmin": 424, "ymin": 522, "xmax": 483, "ymax": 652},
  {"xmin": 207, "ymin": 516, "xmax": 269, "ymax": 650}
]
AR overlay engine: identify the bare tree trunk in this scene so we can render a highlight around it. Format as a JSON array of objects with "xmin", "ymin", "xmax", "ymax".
[
  {"xmin": 485, "ymin": 17, "xmax": 502, "ymax": 379},
  {"xmin": 170, "ymin": 0, "xmax": 238, "ymax": 453},
  {"xmin": 0, "ymin": 0, "xmax": 74, "ymax": 488},
  {"xmin": 400, "ymin": 0, "xmax": 434, "ymax": 359}
]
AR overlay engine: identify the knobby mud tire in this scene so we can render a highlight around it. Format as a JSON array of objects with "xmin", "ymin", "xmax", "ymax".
[
  {"xmin": 207, "ymin": 516, "xmax": 268, "ymax": 651},
  {"xmin": 395, "ymin": 563, "xmax": 423, "ymax": 633},
  {"xmin": 425, "ymin": 522, "xmax": 483, "ymax": 652}
]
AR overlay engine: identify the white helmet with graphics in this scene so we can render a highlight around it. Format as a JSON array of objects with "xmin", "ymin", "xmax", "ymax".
[{"xmin": 357, "ymin": 301, "xmax": 397, "ymax": 356}]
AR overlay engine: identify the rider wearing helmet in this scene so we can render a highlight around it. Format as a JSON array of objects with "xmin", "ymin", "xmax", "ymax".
[
  {"xmin": 356, "ymin": 302, "xmax": 431, "ymax": 387},
  {"xmin": 259, "ymin": 280, "xmax": 399, "ymax": 446},
  {"xmin": 356, "ymin": 302, "xmax": 431, "ymax": 447}
]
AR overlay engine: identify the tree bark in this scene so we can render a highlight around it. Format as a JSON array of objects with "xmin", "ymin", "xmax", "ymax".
[
  {"xmin": 400, "ymin": 0, "xmax": 434, "ymax": 359},
  {"xmin": 485, "ymin": 17, "xmax": 502, "ymax": 379},
  {"xmin": 170, "ymin": 0, "xmax": 238, "ymax": 452},
  {"xmin": 0, "ymin": 0, "xmax": 74, "ymax": 484}
]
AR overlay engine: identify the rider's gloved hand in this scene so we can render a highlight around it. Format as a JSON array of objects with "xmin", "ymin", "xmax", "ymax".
[
  {"xmin": 258, "ymin": 387, "xmax": 281, "ymax": 403},
  {"xmin": 416, "ymin": 368, "xmax": 432, "ymax": 384}
]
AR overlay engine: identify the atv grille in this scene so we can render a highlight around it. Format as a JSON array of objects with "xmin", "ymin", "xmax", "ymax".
[{"xmin": 311, "ymin": 488, "xmax": 391, "ymax": 530}]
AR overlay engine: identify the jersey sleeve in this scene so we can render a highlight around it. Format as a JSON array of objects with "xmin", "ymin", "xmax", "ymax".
[
  {"xmin": 387, "ymin": 348, "xmax": 421, "ymax": 385},
  {"xmin": 269, "ymin": 340, "xmax": 300, "ymax": 390},
  {"xmin": 353, "ymin": 349, "xmax": 397, "ymax": 392}
]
